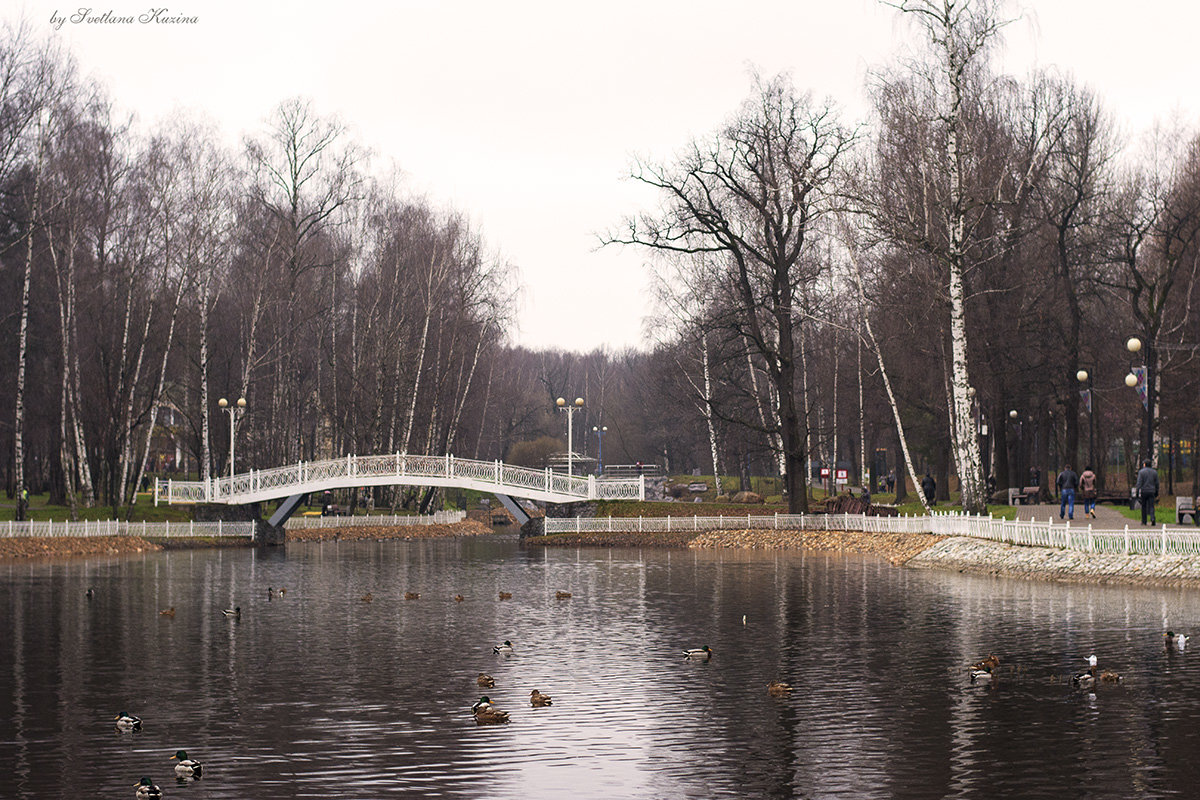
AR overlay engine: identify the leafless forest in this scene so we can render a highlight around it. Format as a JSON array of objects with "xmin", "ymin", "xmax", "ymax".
[{"xmin": 3, "ymin": 2, "xmax": 1200, "ymax": 519}]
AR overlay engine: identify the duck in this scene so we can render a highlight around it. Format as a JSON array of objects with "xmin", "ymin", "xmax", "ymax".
[
  {"xmin": 360, "ymin": 593, "xmax": 373, "ymax": 603},
  {"xmin": 1071, "ymin": 667, "xmax": 1096, "ymax": 689},
  {"xmin": 115, "ymin": 711, "xmax": 142, "ymax": 731},
  {"xmin": 498, "ymin": 591, "xmax": 512, "ymax": 600},
  {"xmin": 158, "ymin": 607, "xmax": 175, "ymax": 618},
  {"xmin": 454, "ymin": 595, "xmax": 465, "ymax": 602},
  {"xmin": 683, "ymin": 646, "xmax": 713, "ymax": 660},
  {"xmin": 405, "ymin": 592, "xmax": 420, "ymax": 600},
  {"xmin": 277, "ymin": 587, "xmax": 286, "ymax": 597},
  {"xmin": 134, "ymin": 777, "xmax": 163, "ymax": 799},
  {"xmin": 471, "ymin": 695, "xmax": 509, "ymax": 724},
  {"xmin": 969, "ymin": 667, "xmax": 993, "ymax": 683},
  {"xmin": 266, "ymin": 587, "xmax": 274, "ymax": 600},
  {"xmin": 555, "ymin": 591, "xmax": 572, "ymax": 599},
  {"xmin": 530, "ymin": 689, "xmax": 553, "ymax": 706},
  {"xmin": 221, "ymin": 606, "xmax": 241, "ymax": 618},
  {"xmin": 970, "ymin": 654, "xmax": 1000, "ymax": 671},
  {"xmin": 1088, "ymin": 654, "xmax": 1098, "ymax": 668},
  {"xmin": 767, "ymin": 681, "xmax": 794, "ymax": 696},
  {"xmin": 477, "ymin": 673, "xmax": 495, "ymax": 688},
  {"xmin": 171, "ymin": 749, "xmax": 203, "ymax": 778},
  {"xmin": 1099, "ymin": 670, "xmax": 1123, "ymax": 683},
  {"xmin": 1166, "ymin": 631, "xmax": 1190, "ymax": 650},
  {"xmin": 86, "ymin": 587, "xmax": 95, "ymax": 600},
  {"xmin": 493, "ymin": 640, "xmax": 514, "ymax": 654}
]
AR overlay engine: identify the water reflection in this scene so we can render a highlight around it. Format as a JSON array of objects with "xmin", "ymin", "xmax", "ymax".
[{"xmin": 1, "ymin": 540, "xmax": 1199, "ymax": 798}]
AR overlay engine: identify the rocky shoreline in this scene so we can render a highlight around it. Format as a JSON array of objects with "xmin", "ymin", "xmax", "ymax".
[{"xmin": 285, "ymin": 519, "xmax": 494, "ymax": 542}]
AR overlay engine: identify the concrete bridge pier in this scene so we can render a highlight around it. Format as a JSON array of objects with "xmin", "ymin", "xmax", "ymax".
[
  {"xmin": 193, "ymin": 501, "xmax": 284, "ymax": 546},
  {"xmin": 521, "ymin": 500, "xmax": 598, "ymax": 538}
]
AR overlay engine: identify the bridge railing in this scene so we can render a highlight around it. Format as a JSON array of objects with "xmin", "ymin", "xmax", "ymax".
[
  {"xmin": 0, "ymin": 518, "xmax": 254, "ymax": 539},
  {"xmin": 285, "ymin": 510, "xmax": 466, "ymax": 529},
  {"xmin": 156, "ymin": 453, "xmax": 644, "ymax": 505}
]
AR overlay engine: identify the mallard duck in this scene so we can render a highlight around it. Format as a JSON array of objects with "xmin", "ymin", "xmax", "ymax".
[
  {"xmin": 969, "ymin": 667, "xmax": 993, "ymax": 683},
  {"xmin": 360, "ymin": 593, "xmax": 373, "ymax": 603},
  {"xmin": 767, "ymin": 681, "xmax": 793, "ymax": 696},
  {"xmin": 171, "ymin": 749, "xmax": 202, "ymax": 778},
  {"xmin": 477, "ymin": 673, "xmax": 495, "ymax": 688},
  {"xmin": 277, "ymin": 587, "xmax": 286, "ymax": 597},
  {"xmin": 158, "ymin": 607, "xmax": 175, "ymax": 618},
  {"xmin": 222, "ymin": 607, "xmax": 241, "ymax": 618},
  {"xmin": 266, "ymin": 587, "xmax": 274, "ymax": 600},
  {"xmin": 498, "ymin": 591, "xmax": 512, "ymax": 600},
  {"xmin": 471, "ymin": 695, "xmax": 509, "ymax": 724},
  {"xmin": 530, "ymin": 689, "xmax": 552, "ymax": 706},
  {"xmin": 134, "ymin": 777, "xmax": 163, "ymax": 799},
  {"xmin": 86, "ymin": 587, "xmax": 95, "ymax": 600},
  {"xmin": 1099, "ymin": 670, "xmax": 1123, "ymax": 683},
  {"xmin": 405, "ymin": 592, "xmax": 420, "ymax": 600},
  {"xmin": 454, "ymin": 594, "xmax": 465, "ymax": 602},
  {"xmin": 493, "ymin": 640, "xmax": 514, "ymax": 654},
  {"xmin": 1071, "ymin": 667, "xmax": 1096, "ymax": 688},
  {"xmin": 1166, "ymin": 631, "xmax": 1190, "ymax": 650},
  {"xmin": 683, "ymin": 646, "xmax": 713, "ymax": 660},
  {"xmin": 555, "ymin": 591, "xmax": 572, "ymax": 599},
  {"xmin": 115, "ymin": 711, "xmax": 142, "ymax": 731}
]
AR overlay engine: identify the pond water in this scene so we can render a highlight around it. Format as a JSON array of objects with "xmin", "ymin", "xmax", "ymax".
[{"xmin": 2, "ymin": 536, "xmax": 1199, "ymax": 798}]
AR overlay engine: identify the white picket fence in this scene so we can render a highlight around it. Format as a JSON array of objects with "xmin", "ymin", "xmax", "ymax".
[
  {"xmin": 0, "ymin": 518, "xmax": 255, "ymax": 539},
  {"xmin": 284, "ymin": 510, "xmax": 466, "ymax": 529},
  {"xmin": 543, "ymin": 510, "xmax": 1200, "ymax": 558}
]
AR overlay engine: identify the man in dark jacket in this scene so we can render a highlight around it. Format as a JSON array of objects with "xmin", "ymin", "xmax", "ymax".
[
  {"xmin": 1136, "ymin": 460, "xmax": 1159, "ymax": 525},
  {"xmin": 1057, "ymin": 465, "xmax": 1079, "ymax": 520},
  {"xmin": 921, "ymin": 473, "xmax": 936, "ymax": 506}
]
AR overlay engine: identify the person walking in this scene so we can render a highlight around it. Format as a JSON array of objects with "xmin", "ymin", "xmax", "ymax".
[
  {"xmin": 1079, "ymin": 465, "xmax": 1097, "ymax": 519},
  {"xmin": 921, "ymin": 473, "xmax": 936, "ymax": 506},
  {"xmin": 1057, "ymin": 464, "xmax": 1079, "ymax": 520},
  {"xmin": 1135, "ymin": 460, "xmax": 1159, "ymax": 525}
]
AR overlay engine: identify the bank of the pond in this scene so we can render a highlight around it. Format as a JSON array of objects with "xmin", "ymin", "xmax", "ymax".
[
  {"xmin": 0, "ymin": 535, "xmax": 167, "ymax": 560},
  {"xmin": 284, "ymin": 519, "xmax": 495, "ymax": 542},
  {"xmin": 908, "ymin": 535, "xmax": 1200, "ymax": 588},
  {"xmin": 530, "ymin": 528, "xmax": 945, "ymax": 564}
]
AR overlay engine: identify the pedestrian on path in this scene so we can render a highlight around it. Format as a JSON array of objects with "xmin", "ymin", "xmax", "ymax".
[
  {"xmin": 921, "ymin": 473, "xmax": 936, "ymax": 506},
  {"xmin": 1057, "ymin": 465, "xmax": 1078, "ymax": 520},
  {"xmin": 1136, "ymin": 460, "xmax": 1159, "ymax": 525},
  {"xmin": 1079, "ymin": 466, "xmax": 1097, "ymax": 519}
]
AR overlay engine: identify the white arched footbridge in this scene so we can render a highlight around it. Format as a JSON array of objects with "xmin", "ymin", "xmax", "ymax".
[{"xmin": 155, "ymin": 453, "xmax": 645, "ymax": 527}]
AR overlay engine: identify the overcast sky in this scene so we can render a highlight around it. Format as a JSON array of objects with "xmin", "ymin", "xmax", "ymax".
[{"xmin": 9, "ymin": 1, "xmax": 1199, "ymax": 352}]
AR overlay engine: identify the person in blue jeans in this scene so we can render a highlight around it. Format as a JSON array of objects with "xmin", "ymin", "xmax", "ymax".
[{"xmin": 1057, "ymin": 464, "xmax": 1079, "ymax": 520}]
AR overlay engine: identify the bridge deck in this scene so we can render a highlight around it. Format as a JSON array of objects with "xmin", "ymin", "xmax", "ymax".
[{"xmin": 156, "ymin": 453, "xmax": 644, "ymax": 506}]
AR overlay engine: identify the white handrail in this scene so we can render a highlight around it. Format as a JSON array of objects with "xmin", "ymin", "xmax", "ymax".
[{"xmin": 542, "ymin": 511, "xmax": 1200, "ymax": 557}]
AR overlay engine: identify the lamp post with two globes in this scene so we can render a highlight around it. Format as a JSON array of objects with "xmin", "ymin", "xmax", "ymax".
[
  {"xmin": 1125, "ymin": 336, "xmax": 1154, "ymax": 465},
  {"xmin": 556, "ymin": 397, "xmax": 584, "ymax": 475},
  {"xmin": 593, "ymin": 425, "xmax": 607, "ymax": 475},
  {"xmin": 218, "ymin": 397, "xmax": 246, "ymax": 478}
]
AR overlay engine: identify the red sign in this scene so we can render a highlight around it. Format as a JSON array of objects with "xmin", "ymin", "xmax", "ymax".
[
  {"xmin": 835, "ymin": 469, "xmax": 848, "ymax": 481},
  {"xmin": 820, "ymin": 468, "xmax": 830, "ymax": 477}
]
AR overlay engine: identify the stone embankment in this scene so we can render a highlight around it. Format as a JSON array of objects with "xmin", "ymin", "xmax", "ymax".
[
  {"xmin": 285, "ymin": 519, "xmax": 494, "ymax": 543},
  {"xmin": 908, "ymin": 536, "xmax": 1200, "ymax": 588},
  {"xmin": 530, "ymin": 528, "xmax": 944, "ymax": 564},
  {"xmin": 0, "ymin": 535, "xmax": 166, "ymax": 560}
]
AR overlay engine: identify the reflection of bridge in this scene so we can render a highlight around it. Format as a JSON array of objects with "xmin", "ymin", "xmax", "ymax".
[{"xmin": 155, "ymin": 453, "xmax": 645, "ymax": 527}]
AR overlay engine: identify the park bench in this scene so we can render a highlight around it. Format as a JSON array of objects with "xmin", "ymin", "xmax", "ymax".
[
  {"xmin": 1007, "ymin": 486, "xmax": 1039, "ymax": 505},
  {"xmin": 1176, "ymin": 496, "xmax": 1200, "ymax": 525}
]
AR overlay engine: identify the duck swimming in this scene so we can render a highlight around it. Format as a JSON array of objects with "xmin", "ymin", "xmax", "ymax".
[
  {"xmin": 498, "ymin": 591, "xmax": 512, "ymax": 600},
  {"xmin": 477, "ymin": 673, "xmax": 495, "ymax": 688},
  {"xmin": 454, "ymin": 595, "xmax": 465, "ymax": 602},
  {"xmin": 1166, "ymin": 631, "xmax": 1190, "ymax": 650},
  {"xmin": 1071, "ymin": 667, "xmax": 1096, "ymax": 689},
  {"xmin": 530, "ymin": 689, "xmax": 553, "ymax": 706},
  {"xmin": 115, "ymin": 711, "xmax": 142, "ymax": 731},
  {"xmin": 767, "ymin": 681, "xmax": 794, "ymax": 696},
  {"xmin": 472, "ymin": 695, "xmax": 510, "ymax": 724},
  {"xmin": 171, "ymin": 749, "xmax": 203, "ymax": 778},
  {"xmin": 158, "ymin": 607, "xmax": 175, "ymax": 618},
  {"xmin": 134, "ymin": 777, "xmax": 163, "ymax": 799},
  {"xmin": 683, "ymin": 646, "xmax": 713, "ymax": 660},
  {"xmin": 222, "ymin": 607, "xmax": 241, "ymax": 618},
  {"xmin": 493, "ymin": 640, "xmax": 514, "ymax": 654}
]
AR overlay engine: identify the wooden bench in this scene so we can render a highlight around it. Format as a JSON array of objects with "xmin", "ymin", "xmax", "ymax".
[
  {"xmin": 1176, "ymin": 496, "xmax": 1200, "ymax": 525},
  {"xmin": 1007, "ymin": 486, "xmax": 1039, "ymax": 505}
]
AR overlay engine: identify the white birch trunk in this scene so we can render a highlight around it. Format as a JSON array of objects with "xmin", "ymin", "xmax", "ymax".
[{"xmin": 701, "ymin": 331, "xmax": 723, "ymax": 496}]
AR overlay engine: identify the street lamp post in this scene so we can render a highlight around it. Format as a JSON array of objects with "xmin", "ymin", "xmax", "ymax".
[
  {"xmin": 556, "ymin": 397, "xmax": 584, "ymax": 475},
  {"xmin": 1125, "ymin": 336, "xmax": 1154, "ymax": 464},
  {"xmin": 1076, "ymin": 367, "xmax": 1095, "ymax": 469},
  {"xmin": 218, "ymin": 397, "xmax": 246, "ymax": 477},
  {"xmin": 592, "ymin": 425, "xmax": 607, "ymax": 475},
  {"xmin": 1009, "ymin": 409, "xmax": 1023, "ymax": 490}
]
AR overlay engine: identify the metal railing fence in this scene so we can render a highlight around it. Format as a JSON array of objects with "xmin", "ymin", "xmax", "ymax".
[
  {"xmin": 543, "ymin": 510, "xmax": 1200, "ymax": 558},
  {"xmin": 0, "ymin": 519, "xmax": 254, "ymax": 539},
  {"xmin": 285, "ymin": 510, "xmax": 466, "ymax": 529}
]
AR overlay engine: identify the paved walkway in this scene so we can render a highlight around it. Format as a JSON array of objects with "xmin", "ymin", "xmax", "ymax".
[{"xmin": 1012, "ymin": 501, "xmax": 1196, "ymax": 531}]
